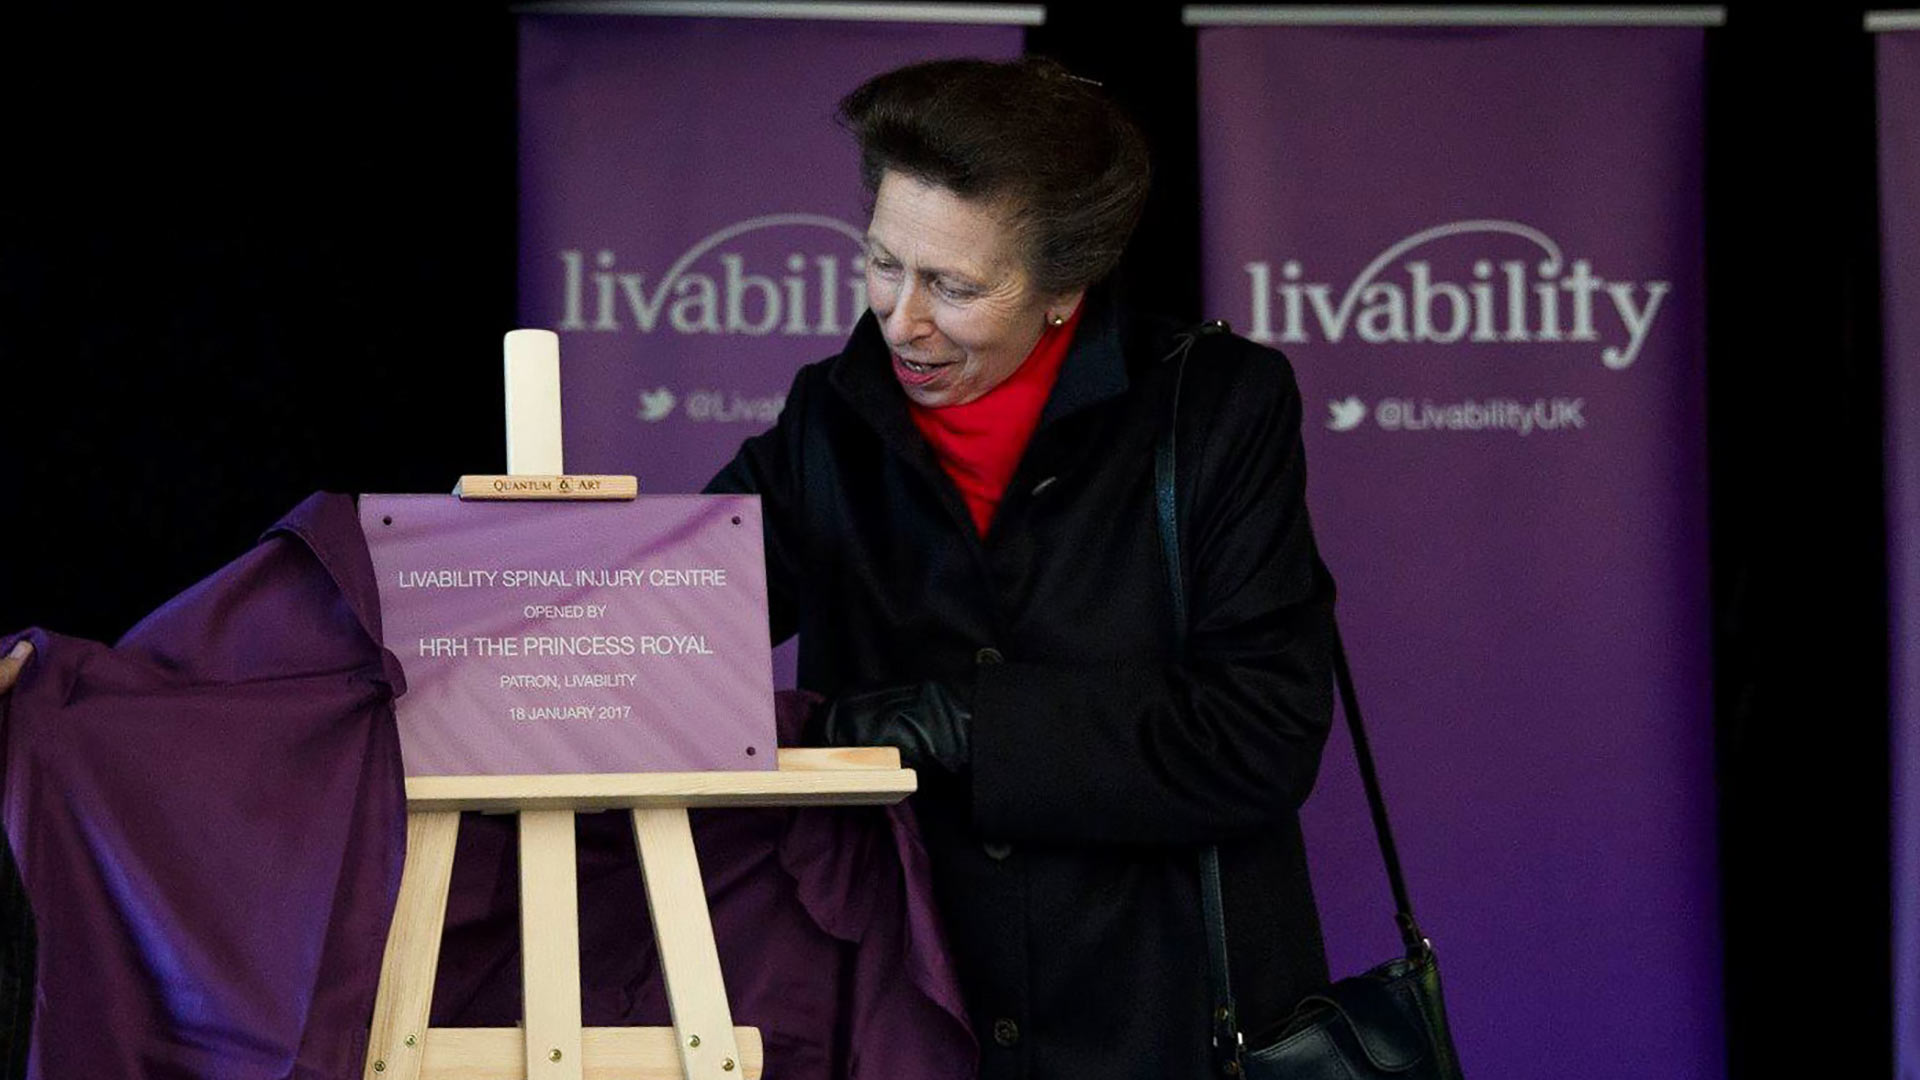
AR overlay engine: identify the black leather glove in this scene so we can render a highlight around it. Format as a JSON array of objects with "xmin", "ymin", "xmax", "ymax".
[{"xmin": 815, "ymin": 680, "xmax": 973, "ymax": 775}]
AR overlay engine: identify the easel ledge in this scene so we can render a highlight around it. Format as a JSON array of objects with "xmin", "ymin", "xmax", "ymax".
[{"xmin": 405, "ymin": 747, "xmax": 914, "ymax": 812}]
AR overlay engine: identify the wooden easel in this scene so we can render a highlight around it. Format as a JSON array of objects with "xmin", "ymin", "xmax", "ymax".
[{"xmin": 362, "ymin": 332, "xmax": 915, "ymax": 1080}]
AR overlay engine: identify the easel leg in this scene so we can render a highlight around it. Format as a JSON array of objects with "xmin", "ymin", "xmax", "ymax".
[
  {"xmin": 632, "ymin": 808, "xmax": 744, "ymax": 1079},
  {"xmin": 521, "ymin": 810, "xmax": 586, "ymax": 1080},
  {"xmin": 366, "ymin": 810, "xmax": 461, "ymax": 1080}
]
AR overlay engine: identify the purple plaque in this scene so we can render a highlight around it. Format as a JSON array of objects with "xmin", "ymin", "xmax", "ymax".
[{"xmin": 360, "ymin": 494, "xmax": 775, "ymax": 776}]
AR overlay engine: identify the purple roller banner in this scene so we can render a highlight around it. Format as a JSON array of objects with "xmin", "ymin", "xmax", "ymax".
[
  {"xmin": 1200, "ymin": 26, "xmax": 1717, "ymax": 1079},
  {"xmin": 1881, "ymin": 25, "xmax": 1920, "ymax": 1080},
  {"xmin": 517, "ymin": 13, "xmax": 1024, "ymax": 495}
]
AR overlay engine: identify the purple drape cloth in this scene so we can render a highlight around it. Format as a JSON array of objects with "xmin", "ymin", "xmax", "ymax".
[{"xmin": 1, "ymin": 492, "xmax": 974, "ymax": 1079}]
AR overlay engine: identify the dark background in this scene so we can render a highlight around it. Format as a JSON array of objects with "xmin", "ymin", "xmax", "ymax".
[{"xmin": 0, "ymin": 2, "xmax": 1891, "ymax": 1076}]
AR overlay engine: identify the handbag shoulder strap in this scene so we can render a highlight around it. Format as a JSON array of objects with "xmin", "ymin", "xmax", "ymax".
[
  {"xmin": 1332, "ymin": 623, "xmax": 1428, "ymax": 951},
  {"xmin": 1154, "ymin": 322, "xmax": 1431, "ymax": 1072}
]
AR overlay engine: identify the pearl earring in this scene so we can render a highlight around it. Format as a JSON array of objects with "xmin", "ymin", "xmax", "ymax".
[{"xmin": 1049, "ymin": 312, "xmax": 1066, "ymax": 327}]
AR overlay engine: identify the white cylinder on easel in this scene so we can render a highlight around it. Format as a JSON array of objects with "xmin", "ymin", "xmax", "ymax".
[{"xmin": 504, "ymin": 329, "xmax": 565, "ymax": 476}]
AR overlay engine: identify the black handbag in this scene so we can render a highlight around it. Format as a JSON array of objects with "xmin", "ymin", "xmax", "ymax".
[{"xmin": 1156, "ymin": 323, "xmax": 1466, "ymax": 1080}]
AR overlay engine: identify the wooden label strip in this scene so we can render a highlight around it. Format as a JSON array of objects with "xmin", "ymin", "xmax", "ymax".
[{"xmin": 456, "ymin": 475, "xmax": 639, "ymax": 500}]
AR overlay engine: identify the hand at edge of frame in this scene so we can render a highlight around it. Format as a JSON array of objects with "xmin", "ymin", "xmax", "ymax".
[{"xmin": 0, "ymin": 641, "xmax": 32, "ymax": 696}]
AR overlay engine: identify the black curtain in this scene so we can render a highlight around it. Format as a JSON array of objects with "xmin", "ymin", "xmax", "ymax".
[{"xmin": 0, "ymin": 3, "xmax": 1892, "ymax": 1076}]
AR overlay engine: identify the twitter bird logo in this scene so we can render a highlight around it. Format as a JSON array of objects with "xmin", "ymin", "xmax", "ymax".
[
  {"xmin": 638, "ymin": 387, "xmax": 677, "ymax": 422},
  {"xmin": 1326, "ymin": 396, "xmax": 1367, "ymax": 432}
]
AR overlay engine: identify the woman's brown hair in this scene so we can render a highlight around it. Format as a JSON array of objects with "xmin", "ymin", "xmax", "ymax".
[{"xmin": 838, "ymin": 57, "xmax": 1151, "ymax": 295}]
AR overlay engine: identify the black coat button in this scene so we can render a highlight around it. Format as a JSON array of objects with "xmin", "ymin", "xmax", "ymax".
[
  {"xmin": 983, "ymin": 841, "xmax": 1013, "ymax": 861},
  {"xmin": 992, "ymin": 1018, "xmax": 1021, "ymax": 1047},
  {"xmin": 975, "ymin": 647, "xmax": 1004, "ymax": 665}
]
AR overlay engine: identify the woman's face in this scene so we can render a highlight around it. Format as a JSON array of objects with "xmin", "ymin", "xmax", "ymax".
[{"xmin": 864, "ymin": 170, "xmax": 1082, "ymax": 408}]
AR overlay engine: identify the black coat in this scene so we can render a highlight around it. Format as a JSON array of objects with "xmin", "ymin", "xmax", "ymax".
[{"xmin": 707, "ymin": 286, "xmax": 1337, "ymax": 1079}]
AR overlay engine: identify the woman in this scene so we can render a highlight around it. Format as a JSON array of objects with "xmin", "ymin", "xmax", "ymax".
[{"xmin": 705, "ymin": 58, "xmax": 1339, "ymax": 1078}]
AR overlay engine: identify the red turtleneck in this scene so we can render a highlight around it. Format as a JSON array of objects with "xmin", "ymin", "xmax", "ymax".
[{"xmin": 907, "ymin": 306, "xmax": 1084, "ymax": 535}]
